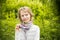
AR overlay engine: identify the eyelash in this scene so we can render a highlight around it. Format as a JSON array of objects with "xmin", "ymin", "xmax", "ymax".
[
  {"xmin": 25, "ymin": 14, "xmax": 28, "ymax": 16},
  {"xmin": 22, "ymin": 15, "xmax": 24, "ymax": 17},
  {"xmin": 22, "ymin": 14, "xmax": 28, "ymax": 17}
]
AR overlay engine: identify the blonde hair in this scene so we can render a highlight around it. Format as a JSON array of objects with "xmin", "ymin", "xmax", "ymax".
[{"xmin": 18, "ymin": 6, "xmax": 34, "ymax": 22}]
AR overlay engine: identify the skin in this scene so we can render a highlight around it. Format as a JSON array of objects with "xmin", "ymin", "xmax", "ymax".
[{"xmin": 20, "ymin": 11, "xmax": 31, "ymax": 23}]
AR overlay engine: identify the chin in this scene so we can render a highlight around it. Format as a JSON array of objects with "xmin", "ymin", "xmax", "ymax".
[
  {"xmin": 23, "ymin": 20, "xmax": 30, "ymax": 23},
  {"xmin": 23, "ymin": 21, "xmax": 29, "ymax": 23}
]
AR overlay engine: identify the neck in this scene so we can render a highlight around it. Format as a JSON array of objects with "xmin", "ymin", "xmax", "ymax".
[{"xmin": 20, "ymin": 21, "xmax": 33, "ymax": 30}]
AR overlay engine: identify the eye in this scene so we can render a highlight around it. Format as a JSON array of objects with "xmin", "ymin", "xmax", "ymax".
[
  {"xmin": 25, "ymin": 14, "xmax": 28, "ymax": 16},
  {"xmin": 21, "ymin": 15, "xmax": 24, "ymax": 17}
]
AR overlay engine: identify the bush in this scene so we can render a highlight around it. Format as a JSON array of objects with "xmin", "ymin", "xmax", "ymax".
[{"xmin": 0, "ymin": 0, "xmax": 60, "ymax": 40}]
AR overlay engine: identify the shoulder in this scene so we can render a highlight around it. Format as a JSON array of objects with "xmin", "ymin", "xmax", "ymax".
[{"xmin": 32, "ymin": 24, "xmax": 40, "ymax": 30}]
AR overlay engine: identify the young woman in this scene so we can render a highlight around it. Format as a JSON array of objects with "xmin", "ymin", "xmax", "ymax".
[{"xmin": 15, "ymin": 6, "xmax": 40, "ymax": 40}]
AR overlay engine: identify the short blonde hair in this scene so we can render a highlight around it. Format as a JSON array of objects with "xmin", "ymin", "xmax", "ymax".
[{"xmin": 18, "ymin": 6, "xmax": 34, "ymax": 22}]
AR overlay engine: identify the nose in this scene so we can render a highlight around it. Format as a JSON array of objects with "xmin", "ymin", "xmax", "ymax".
[{"xmin": 24, "ymin": 15, "xmax": 27, "ymax": 18}]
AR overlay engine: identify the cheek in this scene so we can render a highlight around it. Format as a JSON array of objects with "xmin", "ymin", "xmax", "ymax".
[
  {"xmin": 27, "ymin": 15, "xmax": 31, "ymax": 20},
  {"xmin": 21, "ymin": 17, "xmax": 24, "ymax": 20}
]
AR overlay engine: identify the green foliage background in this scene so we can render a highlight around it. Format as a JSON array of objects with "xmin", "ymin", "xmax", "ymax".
[{"xmin": 0, "ymin": 0, "xmax": 60, "ymax": 40}]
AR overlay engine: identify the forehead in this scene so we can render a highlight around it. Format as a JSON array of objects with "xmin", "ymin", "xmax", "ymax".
[{"xmin": 20, "ymin": 11, "xmax": 29, "ymax": 15}]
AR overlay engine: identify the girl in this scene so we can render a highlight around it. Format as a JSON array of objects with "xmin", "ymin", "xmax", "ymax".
[{"xmin": 15, "ymin": 6, "xmax": 40, "ymax": 40}]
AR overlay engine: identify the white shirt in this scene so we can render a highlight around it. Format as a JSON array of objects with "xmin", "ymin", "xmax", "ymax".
[{"xmin": 15, "ymin": 24, "xmax": 40, "ymax": 40}]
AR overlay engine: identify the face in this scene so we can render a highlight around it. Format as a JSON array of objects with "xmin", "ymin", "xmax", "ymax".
[{"xmin": 20, "ymin": 11, "xmax": 31, "ymax": 23}]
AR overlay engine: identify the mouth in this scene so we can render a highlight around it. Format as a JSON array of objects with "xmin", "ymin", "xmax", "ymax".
[{"xmin": 23, "ymin": 18, "xmax": 27, "ymax": 21}]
